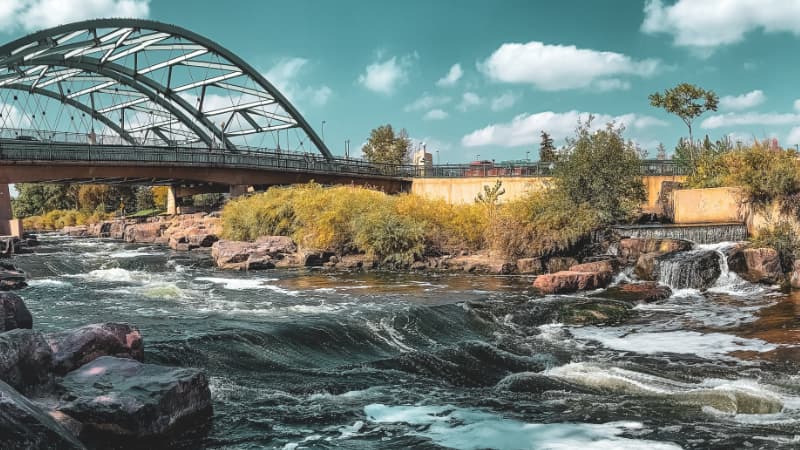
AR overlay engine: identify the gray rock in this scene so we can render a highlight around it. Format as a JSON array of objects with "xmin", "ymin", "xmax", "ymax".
[
  {"xmin": 58, "ymin": 356, "xmax": 212, "ymax": 439},
  {"xmin": 0, "ymin": 380, "xmax": 85, "ymax": 449},
  {"xmin": 0, "ymin": 292, "xmax": 32, "ymax": 331},
  {"xmin": 0, "ymin": 329, "xmax": 52, "ymax": 392},
  {"xmin": 47, "ymin": 323, "xmax": 144, "ymax": 375},
  {"xmin": 0, "ymin": 262, "xmax": 27, "ymax": 291}
]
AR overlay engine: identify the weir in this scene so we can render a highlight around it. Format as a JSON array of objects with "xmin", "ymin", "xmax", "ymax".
[{"xmin": 612, "ymin": 223, "xmax": 747, "ymax": 244}]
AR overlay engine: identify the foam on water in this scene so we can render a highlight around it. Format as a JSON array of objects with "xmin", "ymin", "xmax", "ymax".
[
  {"xmin": 196, "ymin": 276, "xmax": 281, "ymax": 291},
  {"xmin": 545, "ymin": 362, "xmax": 786, "ymax": 415},
  {"xmin": 108, "ymin": 249, "xmax": 161, "ymax": 258},
  {"xmin": 27, "ymin": 278, "xmax": 72, "ymax": 287},
  {"xmin": 569, "ymin": 327, "xmax": 779, "ymax": 358},
  {"xmin": 361, "ymin": 404, "xmax": 681, "ymax": 449},
  {"xmin": 81, "ymin": 267, "xmax": 151, "ymax": 283}
]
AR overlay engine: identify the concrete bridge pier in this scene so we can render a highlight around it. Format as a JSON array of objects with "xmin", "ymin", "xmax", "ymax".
[
  {"xmin": 0, "ymin": 184, "xmax": 22, "ymax": 237},
  {"xmin": 229, "ymin": 185, "xmax": 250, "ymax": 198}
]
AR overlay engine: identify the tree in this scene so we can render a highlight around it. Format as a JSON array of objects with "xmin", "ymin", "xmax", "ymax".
[
  {"xmin": 648, "ymin": 83, "xmax": 719, "ymax": 165},
  {"xmin": 539, "ymin": 131, "xmax": 556, "ymax": 162},
  {"xmin": 656, "ymin": 142, "xmax": 667, "ymax": 160},
  {"xmin": 11, "ymin": 183, "xmax": 77, "ymax": 217},
  {"xmin": 77, "ymin": 185, "xmax": 112, "ymax": 212},
  {"xmin": 555, "ymin": 120, "xmax": 646, "ymax": 224},
  {"xmin": 362, "ymin": 124, "xmax": 412, "ymax": 165},
  {"xmin": 135, "ymin": 186, "xmax": 155, "ymax": 211},
  {"xmin": 152, "ymin": 186, "xmax": 169, "ymax": 210}
]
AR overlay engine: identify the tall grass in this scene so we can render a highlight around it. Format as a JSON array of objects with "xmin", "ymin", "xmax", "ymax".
[{"xmin": 22, "ymin": 209, "xmax": 112, "ymax": 231}]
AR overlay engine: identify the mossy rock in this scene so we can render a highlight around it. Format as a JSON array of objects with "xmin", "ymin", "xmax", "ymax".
[{"xmin": 559, "ymin": 300, "xmax": 632, "ymax": 326}]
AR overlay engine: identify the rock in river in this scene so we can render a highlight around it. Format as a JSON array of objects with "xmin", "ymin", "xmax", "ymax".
[
  {"xmin": 0, "ymin": 379, "xmax": 85, "ymax": 449},
  {"xmin": 533, "ymin": 271, "xmax": 612, "ymax": 294},
  {"xmin": 0, "ymin": 262, "xmax": 27, "ymax": 291},
  {"xmin": 0, "ymin": 291, "xmax": 33, "ymax": 331},
  {"xmin": 0, "ymin": 329, "xmax": 52, "ymax": 392},
  {"xmin": 58, "ymin": 356, "xmax": 212, "ymax": 440},
  {"xmin": 592, "ymin": 282, "xmax": 672, "ymax": 303},
  {"xmin": 47, "ymin": 323, "xmax": 144, "ymax": 375}
]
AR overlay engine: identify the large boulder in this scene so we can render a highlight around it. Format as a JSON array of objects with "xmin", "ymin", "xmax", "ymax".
[
  {"xmin": 124, "ymin": 222, "xmax": 166, "ymax": 243},
  {"xmin": 0, "ymin": 292, "xmax": 33, "ymax": 332},
  {"xmin": 533, "ymin": 271, "xmax": 612, "ymax": 294},
  {"xmin": 545, "ymin": 257, "xmax": 579, "ymax": 273},
  {"xmin": 62, "ymin": 226, "xmax": 89, "ymax": 237},
  {"xmin": 442, "ymin": 255, "xmax": 516, "ymax": 274},
  {"xmin": 729, "ymin": 247, "xmax": 783, "ymax": 284},
  {"xmin": 618, "ymin": 238, "xmax": 693, "ymax": 263},
  {"xmin": 57, "ymin": 356, "xmax": 212, "ymax": 440},
  {"xmin": 212, "ymin": 238, "xmax": 298, "ymax": 270},
  {"xmin": 569, "ymin": 259, "xmax": 619, "ymax": 275},
  {"xmin": 0, "ymin": 329, "xmax": 52, "ymax": 392},
  {"xmin": 47, "ymin": 323, "xmax": 144, "ymax": 375},
  {"xmin": 0, "ymin": 380, "xmax": 85, "ymax": 449},
  {"xmin": 516, "ymin": 257, "xmax": 543, "ymax": 275},
  {"xmin": 0, "ymin": 262, "xmax": 27, "ymax": 291}
]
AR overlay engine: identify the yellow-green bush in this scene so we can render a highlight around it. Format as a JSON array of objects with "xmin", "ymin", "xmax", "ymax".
[{"xmin": 22, "ymin": 209, "xmax": 112, "ymax": 231}]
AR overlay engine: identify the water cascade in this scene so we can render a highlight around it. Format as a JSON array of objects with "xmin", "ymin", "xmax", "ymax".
[
  {"xmin": 613, "ymin": 223, "xmax": 747, "ymax": 244},
  {"xmin": 655, "ymin": 250, "xmax": 722, "ymax": 289}
]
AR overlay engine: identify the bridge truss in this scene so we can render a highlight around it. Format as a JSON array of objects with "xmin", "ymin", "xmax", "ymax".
[{"xmin": 0, "ymin": 18, "xmax": 332, "ymax": 158}]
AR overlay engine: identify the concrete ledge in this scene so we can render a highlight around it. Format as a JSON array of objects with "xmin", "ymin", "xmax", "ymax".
[{"xmin": 673, "ymin": 187, "xmax": 743, "ymax": 224}]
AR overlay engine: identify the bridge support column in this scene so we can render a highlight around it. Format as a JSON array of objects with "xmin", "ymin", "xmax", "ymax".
[
  {"xmin": 166, "ymin": 186, "xmax": 178, "ymax": 216},
  {"xmin": 229, "ymin": 185, "xmax": 250, "ymax": 198},
  {"xmin": 0, "ymin": 184, "xmax": 21, "ymax": 237}
]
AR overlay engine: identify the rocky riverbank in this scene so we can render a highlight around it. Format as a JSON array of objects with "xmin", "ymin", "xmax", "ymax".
[
  {"xmin": 47, "ymin": 214, "xmax": 800, "ymax": 295},
  {"xmin": 0, "ymin": 291, "xmax": 212, "ymax": 448}
]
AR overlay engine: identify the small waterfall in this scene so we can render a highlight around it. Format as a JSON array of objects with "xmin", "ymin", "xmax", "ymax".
[
  {"xmin": 613, "ymin": 223, "xmax": 747, "ymax": 244},
  {"xmin": 656, "ymin": 250, "xmax": 721, "ymax": 289}
]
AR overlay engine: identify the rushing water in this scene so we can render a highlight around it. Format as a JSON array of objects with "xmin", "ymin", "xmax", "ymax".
[{"xmin": 8, "ymin": 235, "xmax": 800, "ymax": 449}]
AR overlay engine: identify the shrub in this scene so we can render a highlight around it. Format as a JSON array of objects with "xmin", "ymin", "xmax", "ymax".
[
  {"xmin": 722, "ymin": 144, "xmax": 800, "ymax": 207},
  {"xmin": 752, "ymin": 221, "xmax": 800, "ymax": 272},
  {"xmin": 352, "ymin": 204, "xmax": 424, "ymax": 266}
]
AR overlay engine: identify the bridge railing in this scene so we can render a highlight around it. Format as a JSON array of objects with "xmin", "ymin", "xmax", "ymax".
[{"xmin": 0, "ymin": 129, "xmax": 687, "ymax": 179}]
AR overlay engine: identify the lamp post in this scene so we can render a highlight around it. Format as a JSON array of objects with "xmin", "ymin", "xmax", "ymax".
[
  {"xmin": 321, "ymin": 120, "xmax": 326, "ymax": 143},
  {"xmin": 526, "ymin": 151, "xmax": 530, "ymax": 162}
]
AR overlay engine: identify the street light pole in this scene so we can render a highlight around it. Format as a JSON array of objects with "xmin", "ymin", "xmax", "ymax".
[{"xmin": 321, "ymin": 121, "xmax": 326, "ymax": 143}]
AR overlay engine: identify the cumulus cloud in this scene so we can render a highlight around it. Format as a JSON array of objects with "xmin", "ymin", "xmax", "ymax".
[
  {"xmin": 794, "ymin": 99, "xmax": 800, "ymax": 112},
  {"xmin": 461, "ymin": 111, "xmax": 666, "ymax": 148},
  {"xmin": 719, "ymin": 90, "xmax": 766, "ymax": 111},
  {"xmin": 358, "ymin": 53, "xmax": 416, "ymax": 95},
  {"xmin": 701, "ymin": 112, "xmax": 800, "ymax": 129},
  {"xmin": 0, "ymin": 0, "xmax": 149, "ymax": 31},
  {"xmin": 479, "ymin": 41, "xmax": 659, "ymax": 91},
  {"xmin": 265, "ymin": 58, "xmax": 332, "ymax": 107},
  {"xmin": 436, "ymin": 64, "xmax": 463, "ymax": 87},
  {"xmin": 642, "ymin": 0, "xmax": 800, "ymax": 54},
  {"xmin": 423, "ymin": 109, "xmax": 448, "ymax": 121},
  {"xmin": 490, "ymin": 92, "xmax": 519, "ymax": 112},
  {"xmin": 788, "ymin": 127, "xmax": 800, "ymax": 146},
  {"xmin": 457, "ymin": 92, "xmax": 483, "ymax": 112},
  {"xmin": 404, "ymin": 94, "xmax": 451, "ymax": 112}
]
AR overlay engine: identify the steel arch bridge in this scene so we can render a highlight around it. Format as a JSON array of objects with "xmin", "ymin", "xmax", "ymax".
[{"xmin": 0, "ymin": 18, "xmax": 332, "ymax": 157}]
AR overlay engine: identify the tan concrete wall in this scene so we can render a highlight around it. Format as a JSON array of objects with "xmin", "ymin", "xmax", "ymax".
[
  {"xmin": 411, "ymin": 175, "xmax": 687, "ymax": 207},
  {"xmin": 8, "ymin": 219, "xmax": 22, "ymax": 237},
  {"xmin": 410, "ymin": 177, "xmax": 553, "ymax": 204},
  {"xmin": 672, "ymin": 187, "xmax": 744, "ymax": 224}
]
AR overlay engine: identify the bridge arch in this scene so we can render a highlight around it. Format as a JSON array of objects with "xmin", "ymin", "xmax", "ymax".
[{"xmin": 0, "ymin": 18, "xmax": 332, "ymax": 158}]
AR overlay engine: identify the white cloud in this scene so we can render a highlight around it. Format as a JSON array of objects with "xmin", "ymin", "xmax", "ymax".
[
  {"xmin": 358, "ymin": 54, "xmax": 416, "ymax": 95},
  {"xmin": 436, "ymin": 64, "xmax": 463, "ymax": 87},
  {"xmin": 404, "ymin": 94, "xmax": 451, "ymax": 112},
  {"xmin": 701, "ymin": 112, "xmax": 800, "ymax": 129},
  {"xmin": 642, "ymin": 0, "xmax": 800, "ymax": 54},
  {"xmin": 719, "ymin": 90, "xmax": 766, "ymax": 111},
  {"xmin": 457, "ymin": 92, "xmax": 483, "ymax": 112},
  {"xmin": 793, "ymin": 99, "xmax": 800, "ymax": 112},
  {"xmin": 0, "ymin": 0, "xmax": 149, "ymax": 31},
  {"xmin": 265, "ymin": 58, "xmax": 332, "ymax": 107},
  {"xmin": 490, "ymin": 92, "xmax": 519, "ymax": 112},
  {"xmin": 461, "ymin": 110, "xmax": 666, "ymax": 148},
  {"xmin": 787, "ymin": 127, "xmax": 800, "ymax": 146},
  {"xmin": 423, "ymin": 109, "xmax": 448, "ymax": 121},
  {"xmin": 479, "ymin": 41, "xmax": 659, "ymax": 91}
]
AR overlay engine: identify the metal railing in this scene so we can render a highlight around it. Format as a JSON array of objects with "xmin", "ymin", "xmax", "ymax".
[{"xmin": 0, "ymin": 129, "xmax": 687, "ymax": 179}]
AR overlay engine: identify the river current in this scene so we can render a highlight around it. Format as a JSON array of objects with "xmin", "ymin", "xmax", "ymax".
[{"xmin": 8, "ymin": 235, "xmax": 800, "ymax": 449}]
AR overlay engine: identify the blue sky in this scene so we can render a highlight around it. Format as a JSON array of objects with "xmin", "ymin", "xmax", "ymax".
[{"xmin": 3, "ymin": 0, "xmax": 800, "ymax": 164}]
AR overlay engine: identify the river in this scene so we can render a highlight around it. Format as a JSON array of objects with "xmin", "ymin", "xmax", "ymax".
[{"xmin": 9, "ymin": 235, "xmax": 800, "ymax": 449}]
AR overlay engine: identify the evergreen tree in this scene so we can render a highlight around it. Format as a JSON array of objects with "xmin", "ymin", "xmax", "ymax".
[{"xmin": 539, "ymin": 131, "xmax": 556, "ymax": 162}]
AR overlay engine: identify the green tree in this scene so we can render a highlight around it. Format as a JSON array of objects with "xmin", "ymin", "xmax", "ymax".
[
  {"xmin": 554, "ymin": 119, "xmax": 646, "ymax": 224},
  {"xmin": 649, "ymin": 83, "xmax": 719, "ymax": 165},
  {"xmin": 362, "ymin": 124, "xmax": 412, "ymax": 165},
  {"xmin": 539, "ymin": 131, "xmax": 556, "ymax": 162},
  {"xmin": 12, "ymin": 183, "xmax": 77, "ymax": 217},
  {"xmin": 135, "ymin": 186, "xmax": 155, "ymax": 211}
]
